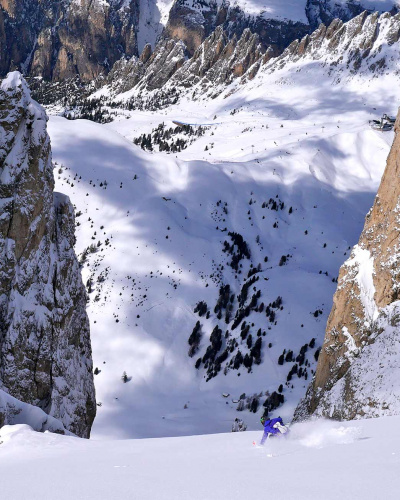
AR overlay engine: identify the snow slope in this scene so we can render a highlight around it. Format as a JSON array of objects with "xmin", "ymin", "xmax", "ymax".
[
  {"xmin": 1, "ymin": 416, "xmax": 400, "ymax": 499},
  {"xmin": 47, "ymin": 43, "xmax": 397, "ymax": 439},
  {"xmin": 138, "ymin": 0, "xmax": 172, "ymax": 51}
]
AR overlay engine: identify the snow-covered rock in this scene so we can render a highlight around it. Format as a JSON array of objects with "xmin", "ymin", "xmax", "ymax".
[
  {"xmin": 0, "ymin": 72, "xmax": 96, "ymax": 437},
  {"xmin": 0, "ymin": 389, "xmax": 70, "ymax": 435}
]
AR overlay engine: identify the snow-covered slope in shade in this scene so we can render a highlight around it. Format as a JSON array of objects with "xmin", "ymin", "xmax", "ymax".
[
  {"xmin": 137, "ymin": 0, "xmax": 175, "ymax": 51},
  {"xmin": 1, "ymin": 416, "xmax": 400, "ymax": 500}
]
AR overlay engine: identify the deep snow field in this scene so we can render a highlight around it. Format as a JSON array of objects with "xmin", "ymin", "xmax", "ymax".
[
  {"xmin": 46, "ymin": 55, "xmax": 397, "ymax": 440},
  {"xmin": 1, "ymin": 416, "xmax": 400, "ymax": 499}
]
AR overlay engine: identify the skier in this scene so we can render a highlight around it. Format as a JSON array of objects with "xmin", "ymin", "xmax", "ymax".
[{"xmin": 260, "ymin": 415, "xmax": 288, "ymax": 445}]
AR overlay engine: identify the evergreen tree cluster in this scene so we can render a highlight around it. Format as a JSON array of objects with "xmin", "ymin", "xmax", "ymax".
[
  {"xmin": 214, "ymin": 284, "xmax": 234, "ymax": 322},
  {"xmin": 78, "ymin": 98, "xmax": 114, "ymax": 123},
  {"xmin": 265, "ymin": 296, "xmax": 283, "ymax": 324},
  {"xmin": 194, "ymin": 300, "xmax": 209, "ymax": 317},
  {"xmin": 222, "ymin": 232, "xmax": 251, "ymax": 271},
  {"xmin": 123, "ymin": 87, "xmax": 180, "ymax": 112},
  {"xmin": 262, "ymin": 391, "xmax": 284, "ymax": 417},
  {"xmin": 279, "ymin": 254, "xmax": 292, "ymax": 266},
  {"xmin": 236, "ymin": 392, "xmax": 264, "ymax": 412},
  {"xmin": 197, "ymin": 325, "xmax": 226, "ymax": 381},
  {"xmin": 133, "ymin": 122, "xmax": 207, "ymax": 153},
  {"xmin": 190, "ymin": 276, "xmax": 283, "ymax": 381},
  {"xmin": 231, "ymin": 277, "xmax": 261, "ymax": 330},
  {"xmin": 188, "ymin": 321, "xmax": 202, "ymax": 357},
  {"xmin": 262, "ymin": 196, "xmax": 285, "ymax": 211},
  {"xmin": 28, "ymin": 75, "xmax": 91, "ymax": 107},
  {"xmin": 277, "ymin": 339, "xmax": 320, "ymax": 383}
]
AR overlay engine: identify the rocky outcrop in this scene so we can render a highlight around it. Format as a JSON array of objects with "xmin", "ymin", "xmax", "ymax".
[
  {"xmin": 306, "ymin": 0, "xmax": 399, "ymax": 29},
  {"xmin": 166, "ymin": 27, "xmax": 264, "ymax": 89},
  {"xmin": 163, "ymin": 0, "xmax": 309, "ymax": 57},
  {"xmin": 1, "ymin": 0, "xmax": 399, "ymax": 84},
  {"xmin": 107, "ymin": 37, "xmax": 188, "ymax": 94},
  {"xmin": 294, "ymin": 110, "xmax": 400, "ymax": 421},
  {"xmin": 0, "ymin": 388, "xmax": 70, "ymax": 434},
  {"xmin": 0, "ymin": 72, "xmax": 96, "ymax": 437},
  {"xmin": 264, "ymin": 11, "xmax": 400, "ymax": 77},
  {"xmin": 0, "ymin": 0, "xmax": 139, "ymax": 81},
  {"xmin": 106, "ymin": 25, "xmax": 265, "ymax": 100},
  {"xmin": 100, "ymin": 10, "xmax": 400, "ymax": 110}
]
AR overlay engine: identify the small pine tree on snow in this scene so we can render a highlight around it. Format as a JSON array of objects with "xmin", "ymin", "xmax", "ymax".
[
  {"xmin": 121, "ymin": 371, "xmax": 129, "ymax": 383},
  {"xmin": 251, "ymin": 337, "xmax": 262, "ymax": 364},
  {"xmin": 188, "ymin": 321, "xmax": 202, "ymax": 357},
  {"xmin": 232, "ymin": 418, "xmax": 247, "ymax": 431},
  {"xmin": 250, "ymin": 397, "xmax": 259, "ymax": 413}
]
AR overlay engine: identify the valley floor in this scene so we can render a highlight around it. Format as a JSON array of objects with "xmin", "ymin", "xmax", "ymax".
[{"xmin": 1, "ymin": 416, "xmax": 399, "ymax": 499}]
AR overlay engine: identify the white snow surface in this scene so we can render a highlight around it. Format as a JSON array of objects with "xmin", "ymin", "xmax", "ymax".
[
  {"xmin": 1, "ymin": 416, "xmax": 400, "ymax": 499},
  {"xmin": 344, "ymin": 245, "xmax": 378, "ymax": 324}
]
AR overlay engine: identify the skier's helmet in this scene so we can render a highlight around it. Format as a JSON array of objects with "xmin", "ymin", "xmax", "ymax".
[{"xmin": 260, "ymin": 416, "xmax": 266, "ymax": 425}]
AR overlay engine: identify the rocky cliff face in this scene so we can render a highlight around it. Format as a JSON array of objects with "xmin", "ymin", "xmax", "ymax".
[
  {"xmin": 107, "ymin": 24, "xmax": 265, "ymax": 97},
  {"xmin": 163, "ymin": 0, "xmax": 309, "ymax": 57},
  {"xmin": 294, "ymin": 111, "xmax": 400, "ymax": 421},
  {"xmin": 102, "ymin": 10, "xmax": 400, "ymax": 109},
  {"xmin": 2, "ymin": 0, "xmax": 397, "ymax": 83},
  {"xmin": 0, "ymin": 72, "xmax": 96, "ymax": 437},
  {"xmin": 0, "ymin": 0, "xmax": 139, "ymax": 81}
]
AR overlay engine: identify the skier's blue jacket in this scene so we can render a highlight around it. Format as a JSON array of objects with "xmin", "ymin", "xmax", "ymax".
[{"xmin": 260, "ymin": 417, "xmax": 283, "ymax": 444}]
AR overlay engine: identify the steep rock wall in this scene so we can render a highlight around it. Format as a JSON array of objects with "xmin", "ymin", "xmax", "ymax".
[
  {"xmin": 0, "ymin": 0, "xmax": 139, "ymax": 81},
  {"xmin": 294, "ymin": 111, "xmax": 400, "ymax": 421},
  {"xmin": 0, "ymin": 72, "xmax": 96, "ymax": 437}
]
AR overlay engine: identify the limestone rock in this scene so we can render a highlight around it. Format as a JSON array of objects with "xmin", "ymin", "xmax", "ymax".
[
  {"xmin": 0, "ymin": 72, "xmax": 96, "ymax": 437},
  {"xmin": 294, "ymin": 109, "xmax": 400, "ymax": 421},
  {"xmin": 0, "ymin": 0, "xmax": 140, "ymax": 81}
]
